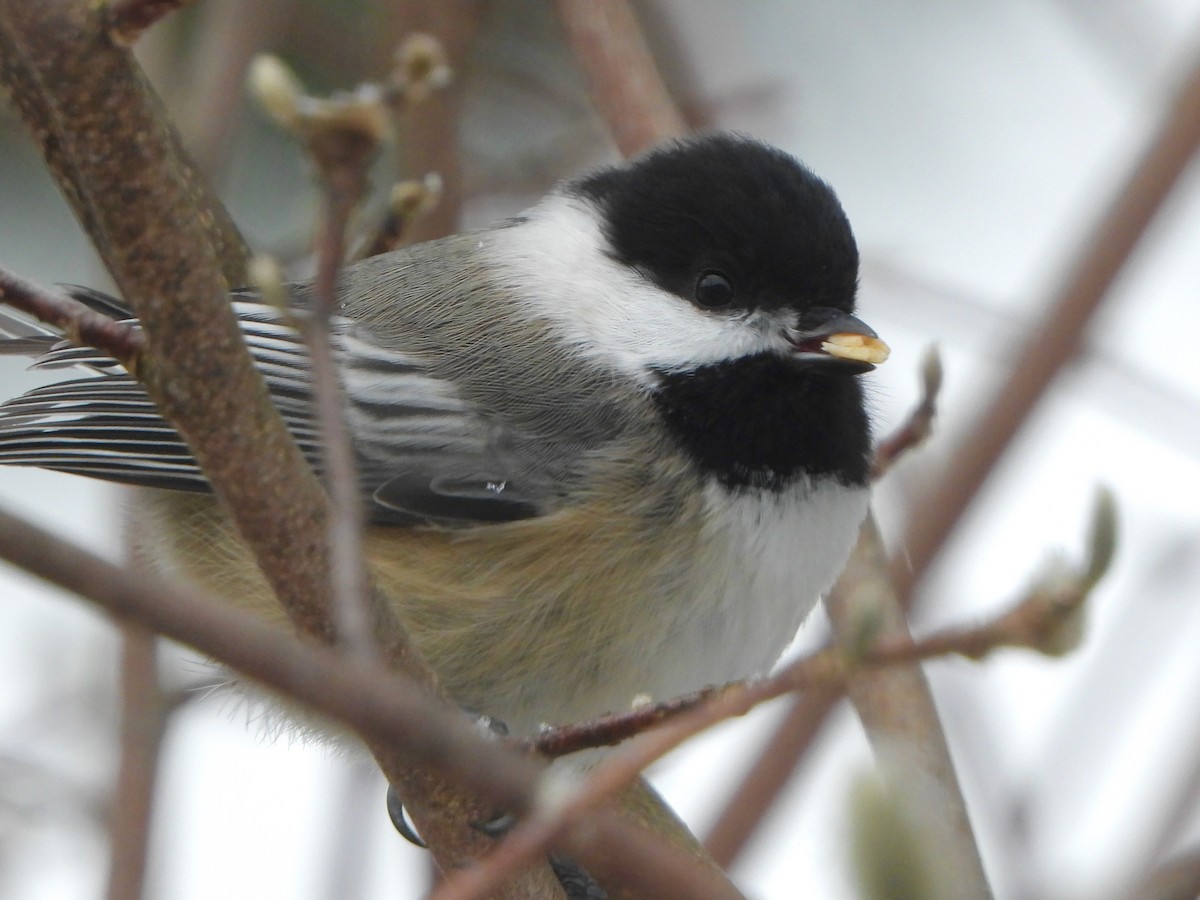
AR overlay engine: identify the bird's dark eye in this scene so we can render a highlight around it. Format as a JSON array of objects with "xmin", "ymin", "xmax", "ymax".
[{"xmin": 694, "ymin": 270, "xmax": 735, "ymax": 309}]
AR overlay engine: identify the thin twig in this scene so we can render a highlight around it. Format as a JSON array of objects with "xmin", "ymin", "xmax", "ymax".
[
  {"xmin": 522, "ymin": 569, "xmax": 1076, "ymax": 763},
  {"xmin": 710, "ymin": 487, "xmax": 1104, "ymax": 873},
  {"xmin": 106, "ymin": 0, "xmax": 195, "ymax": 46},
  {"xmin": 354, "ymin": 176, "xmax": 442, "ymax": 261},
  {"xmin": 305, "ymin": 96, "xmax": 385, "ymax": 662},
  {"xmin": 525, "ymin": 687, "xmax": 718, "ymax": 759},
  {"xmin": 895, "ymin": 44, "xmax": 1200, "ymax": 602},
  {"xmin": 0, "ymin": 267, "xmax": 145, "ymax": 370},
  {"xmin": 871, "ymin": 345, "xmax": 942, "ymax": 480},
  {"xmin": 384, "ymin": 11, "xmax": 479, "ymax": 243},
  {"xmin": 104, "ymin": 624, "xmax": 166, "ymax": 900},
  {"xmin": 248, "ymin": 63, "xmax": 544, "ymax": 878},
  {"xmin": 702, "ymin": 687, "xmax": 838, "ymax": 867},
  {"xmin": 552, "ymin": 0, "xmax": 686, "ymax": 156}
]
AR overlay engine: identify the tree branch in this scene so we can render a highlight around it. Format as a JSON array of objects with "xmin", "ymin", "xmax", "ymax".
[
  {"xmin": 552, "ymin": 0, "xmax": 686, "ymax": 156},
  {"xmin": 106, "ymin": 0, "xmax": 196, "ymax": 46},
  {"xmin": 304, "ymin": 83, "xmax": 385, "ymax": 661},
  {"xmin": 871, "ymin": 345, "xmax": 942, "ymax": 480},
  {"xmin": 829, "ymin": 516, "xmax": 992, "ymax": 899},
  {"xmin": 0, "ymin": 7, "xmax": 554, "ymax": 890},
  {"xmin": 104, "ymin": 624, "xmax": 166, "ymax": 900},
  {"xmin": 526, "ymin": 688, "xmax": 718, "ymax": 759},
  {"xmin": 0, "ymin": 268, "xmax": 145, "ymax": 370},
  {"xmin": 354, "ymin": 176, "xmax": 443, "ymax": 261},
  {"xmin": 895, "ymin": 44, "xmax": 1200, "ymax": 601}
]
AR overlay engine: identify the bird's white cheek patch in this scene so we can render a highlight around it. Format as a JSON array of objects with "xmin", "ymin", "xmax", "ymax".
[{"xmin": 487, "ymin": 194, "xmax": 781, "ymax": 381}]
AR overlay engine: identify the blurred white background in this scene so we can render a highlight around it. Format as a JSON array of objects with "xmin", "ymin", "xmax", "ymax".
[{"xmin": 1, "ymin": 1, "xmax": 1199, "ymax": 897}]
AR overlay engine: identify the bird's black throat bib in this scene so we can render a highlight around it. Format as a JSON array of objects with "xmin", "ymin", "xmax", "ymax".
[{"xmin": 652, "ymin": 353, "xmax": 871, "ymax": 491}]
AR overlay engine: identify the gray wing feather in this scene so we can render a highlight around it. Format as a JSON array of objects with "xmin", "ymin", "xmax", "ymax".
[{"xmin": 0, "ymin": 282, "xmax": 555, "ymax": 526}]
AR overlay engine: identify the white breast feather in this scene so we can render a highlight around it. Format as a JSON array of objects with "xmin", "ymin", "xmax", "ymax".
[{"xmin": 651, "ymin": 478, "xmax": 870, "ymax": 700}]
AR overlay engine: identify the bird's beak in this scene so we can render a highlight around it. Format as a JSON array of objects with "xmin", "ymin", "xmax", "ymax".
[{"xmin": 785, "ymin": 309, "xmax": 890, "ymax": 373}]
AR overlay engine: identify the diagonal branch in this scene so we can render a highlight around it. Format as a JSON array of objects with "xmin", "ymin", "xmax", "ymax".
[
  {"xmin": 895, "ymin": 46, "xmax": 1200, "ymax": 601},
  {"xmin": 552, "ymin": 0, "xmax": 686, "ymax": 156},
  {"xmin": 0, "ymin": 501, "xmax": 540, "ymax": 809},
  {"xmin": 0, "ymin": 268, "xmax": 145, "ymax": 369}
]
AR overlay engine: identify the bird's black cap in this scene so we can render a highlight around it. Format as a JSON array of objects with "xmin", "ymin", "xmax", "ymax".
[{"xmin": 569, "ymin": 133, "xmax": 860, "ymax": 317}]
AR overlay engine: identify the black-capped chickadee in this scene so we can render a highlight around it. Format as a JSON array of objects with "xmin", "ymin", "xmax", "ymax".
[{"xmin": 0, "ymin": 134, "xmax": 888, "ymax": 736}]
